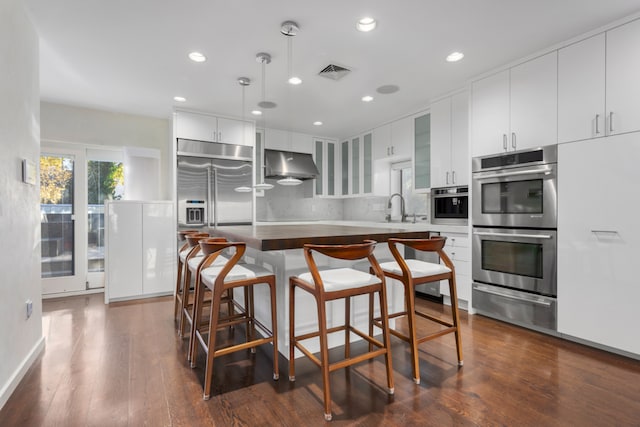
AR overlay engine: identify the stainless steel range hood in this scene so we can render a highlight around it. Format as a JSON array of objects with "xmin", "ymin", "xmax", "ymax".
[{"xmin": 264, "ymin": 149, "xmax": 319, "ymax": 180}]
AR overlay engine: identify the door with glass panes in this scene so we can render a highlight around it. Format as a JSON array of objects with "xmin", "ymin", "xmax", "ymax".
[{"xmin": 40, "ymin": 146, "xmax": 124, "ymax": 295}]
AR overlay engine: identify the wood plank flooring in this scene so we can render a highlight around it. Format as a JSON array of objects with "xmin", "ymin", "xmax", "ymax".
[{"xmin": 1, "ymin": 293, "xmax": 639, "ymax": 426}]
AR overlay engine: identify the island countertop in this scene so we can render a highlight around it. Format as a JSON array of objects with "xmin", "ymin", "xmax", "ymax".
[{"xmin": 210, "ymin": 224, "xmax": 431, "ymax": 251}]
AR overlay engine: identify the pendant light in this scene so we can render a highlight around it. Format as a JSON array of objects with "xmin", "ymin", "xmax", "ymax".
[
  {"xmin": 281, "ymin": 21, "xmax": 301, "ymax": 85},
  {"xmin": 253, "ymin": 54, "xmax": 275, "ymax": 191},
  {"xmin": 234, "ymin": 76, "xmax": 255, "ymax": 193},
  {"xmin": 277, "ymin": 176, "xmax": 302, "ymax": 186}
]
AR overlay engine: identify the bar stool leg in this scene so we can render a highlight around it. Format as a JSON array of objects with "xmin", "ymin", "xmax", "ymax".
[
  {"xmin": 379, "ymin": 285, "xmax": 395, "ymax": 395},
  {"xmin": 203, "ymin": 290, "xmax": 222, "ymax": 400},
  {"xmin": 317, "ymin": 296, "xmax": 333, "ymax": 421},
  {"xmin": 179, "ymin": 267, "xmax": 192, "ymax": 338},
  {"xmin": 174, "ymin": 260, "xmax": 183, "ymax": 319},
  {"xmin": 344, "ymin": 296, "xmax": 351, "ymax": 359},
  {"xmin": 288, "ymin": 280, "xmax": 296, "ymax": 381},
  {"xmin": 405, "ymin": 280, "xmax": 421, "ymax": 384},
  {"xmin": 448, "ymin": 276, "xmax": 464, "ymax": 366},
  {"xmin": 268, "ymin": 277, "xmax": 279, "ymax": 380}
]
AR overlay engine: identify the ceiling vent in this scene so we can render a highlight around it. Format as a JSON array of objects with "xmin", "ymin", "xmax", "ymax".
[{"xmin": 318, "ymin": 64, "xmax": 351, "ymax": 81}]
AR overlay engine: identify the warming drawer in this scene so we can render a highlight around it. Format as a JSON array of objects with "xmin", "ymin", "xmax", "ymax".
[{"xmin": 472, "ymin": 282, "xmax": 557, "ymax": 331}]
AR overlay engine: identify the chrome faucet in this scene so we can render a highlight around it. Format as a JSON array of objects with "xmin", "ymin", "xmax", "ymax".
[{"xmin": 387, "ymin": 193, "xmax": 407, "ymax": 222}]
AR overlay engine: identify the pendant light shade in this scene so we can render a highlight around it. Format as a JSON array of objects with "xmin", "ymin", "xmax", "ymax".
[
  {"xmin": 277, "ymin": 176, "xmax": 303, "ymax": 186},
  {"xmin": 254, "ymin": 182, "xmax": 274, "ymax": 190}
]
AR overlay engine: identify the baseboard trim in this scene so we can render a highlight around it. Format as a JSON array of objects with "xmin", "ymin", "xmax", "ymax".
[
  {"xmin": 0, "ymin": 336, "xmax": 45, "ymax": 411},
  {"xmin": 42, "ymin": 288, "xmax": 104, "ymax": 300}
]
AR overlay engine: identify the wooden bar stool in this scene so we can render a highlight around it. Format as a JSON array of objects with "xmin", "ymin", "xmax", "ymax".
[
  {"xmin": 289, "ymin": 240, "xmax": 394, "ymax": 421},
  {"xmin": 176, "ymin": 232, "xmax": 209, "ymax": 337},
  {"xmin": 189, "ymin": 240, "xmax": 279, "ymax": 400},
  {"xmin": 182, "ymin": 237, "xmax": 230, "ymax": 346},
  {"xmin": 373, "ymin": 236, "xmax": 463, "ymax": 385},
  {"xmin": 174, "ymin": 229, "xmax": 199, "ymax": 319}
]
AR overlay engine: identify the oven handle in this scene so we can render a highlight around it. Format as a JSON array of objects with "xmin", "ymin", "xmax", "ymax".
[
  {"xmin": 473, "ymin": 231, "xmax": 553, "ymax": 239},
  {"xmin": 473, "ymin": 166, "xmax": 552, "ymax": 180},
  {"xmin": 474, "ymin": 284, "xmax": 553, "ymax": 307}
]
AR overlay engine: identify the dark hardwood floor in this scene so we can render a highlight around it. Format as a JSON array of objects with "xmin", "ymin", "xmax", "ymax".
[{"xmin": 2, "ymin": 293, "xmax": 639, "ymax": 426}]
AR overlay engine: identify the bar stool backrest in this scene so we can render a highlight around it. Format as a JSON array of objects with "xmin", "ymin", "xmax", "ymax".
[{"xmin": 388, "ymin": 236, "xmax": 454, "ymax": 271}]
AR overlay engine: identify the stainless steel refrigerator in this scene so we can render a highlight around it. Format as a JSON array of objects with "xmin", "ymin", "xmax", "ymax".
[{"xmin": 177, "ymin": 139, "xmax": 253, "ymax": 230}]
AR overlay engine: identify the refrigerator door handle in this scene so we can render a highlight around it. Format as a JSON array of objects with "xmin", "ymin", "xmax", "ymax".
[
  {"xmin": 212, "ymin": 167, "xmax": 219, "ymax": 228},
  {"xmin": 207, "ymin": 167, "xmax": 213, "ymax": 227}
]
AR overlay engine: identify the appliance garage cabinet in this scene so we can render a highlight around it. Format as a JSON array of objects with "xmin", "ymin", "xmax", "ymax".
[
  {"xmin": 105, "ymin": 200, "xmax": 175, "ymax": 303},
  {"xmin": 341, "ymin": 131, "xmax": 373, "ymax": 196},
  {"xmin": 471, "ymin": 51, "xmax": 558, "ymax": 157},
  {"xmin": 175, "ymin": 110, "xmax": 255, "ymax": 146},
  {"xmin": 558, "ymin": 18, "xmax": 640, "ymax": 143},
  {"xmin": 430, "ymin": 91, "xmax": 469, "ymax": 188},
  {"xmin": 557, "ymin": 133, "xmax": 640, "ymax": 356}
]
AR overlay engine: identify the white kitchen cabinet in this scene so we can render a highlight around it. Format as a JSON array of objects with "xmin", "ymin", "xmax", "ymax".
[
  {"xmin": 264, "ymin": 128, "xmax": 313, "ymax": 154},
  {"xmin": 558, "ymin": 34, "xmax": 606, "ymax": 143},
  {"xmin": 605, "ymin": 18, "xmax": 640, "ymax": 136},
  {"xmin": 105, "ymin": 201, "xmax": 175, "ymax": 303},
  {"xmin": 373, "ymin": 117, "xmax": 413, "ymax": 160},
  {"xmin": 557, "ymin": 133, "xmax": 640, "ymax": 355},
  {"xmin": 471, "ymin": 52, "xmax": 557, "ymax": 157},
  {"xmin": 438, "ymin": 232, "xmax": 471, "ymax": 306},
  {"xmin": 175, "ymin": 110, "xmax": 254, "ymax": 146},
  {"xmin": 314, "ymin": 138, "xmax": 338, "ymax": 197},
  {"xmin": 558, "ymin": 19, "xmax": 640, "ymax": 143},
  {"xmin": 430, "ymin": 91, "xmax": 469, "ymax": 188}
]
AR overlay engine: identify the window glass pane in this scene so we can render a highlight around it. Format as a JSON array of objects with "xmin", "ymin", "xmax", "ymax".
[
  {"xmin": 482, "ymin": 240, "xmax": 543, "ymax": 278},
  {"xmin": 40, "ymin": 155, "xmax": 75, "ymax": 278},
  {"xmin": 87, "ymin": 160, "xmax": 124, "ymax": 273}
]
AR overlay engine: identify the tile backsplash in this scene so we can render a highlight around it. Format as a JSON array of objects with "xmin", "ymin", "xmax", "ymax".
[{"xmin": 256, "ymin": 180, "xmax": 429, "ymax": 223}]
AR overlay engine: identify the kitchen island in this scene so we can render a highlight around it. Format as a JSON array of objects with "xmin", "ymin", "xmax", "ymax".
[{"xmin": 210, "ymin": 223, "xmax": 431, "ymax": 358}]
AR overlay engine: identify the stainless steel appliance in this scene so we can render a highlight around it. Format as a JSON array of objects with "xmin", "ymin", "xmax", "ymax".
[
  {"xmin": 431, "ymin": 186, "xmax": 468, "ymax": 225},
  {"xmin": 177, "ymin": 139, "xmax": 253, "ymax": 229},
  {"xmin": 471, "ymin": 145, "xmax": 558, "ymax": 331},
  {"xmin": 472, "ymin": 145, "xmax": 557, "ymax": 229}
]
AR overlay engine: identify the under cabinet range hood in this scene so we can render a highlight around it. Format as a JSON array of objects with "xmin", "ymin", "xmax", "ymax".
[{"xmin": 264, "ymin": 149, "xmax": 319, "ymax": 180}]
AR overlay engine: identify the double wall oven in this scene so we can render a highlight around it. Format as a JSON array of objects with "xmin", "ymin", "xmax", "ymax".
[{"xmin": 471, "ymin": 145, "xmax": 558, "ymax": 331}]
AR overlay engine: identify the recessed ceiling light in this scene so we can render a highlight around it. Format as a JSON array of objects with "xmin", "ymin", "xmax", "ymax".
[
  {"xmin": 288, "ymin": 76, "xmax": 302, "ymax": 85},
  {"xmin": 188, "ymin": 51, "xmax": 207, "ymax": 62},
  {"xmin": 251, "ymin": 110, "xmax": 262, "ymax": 116},
  {"xmin": 446, "ymin": 51, "xmax": 464, "ymax": 62},
  {"xmin": 362, "ymin": 95, "xmax": 374, "ymax": 102},
  {"xmin": 313, "ymin": 121, "xmax": 323, "ymax": 126},
  {"xmin": 356, "ymin": 17, "xmax": 377, "ymax": 32},
  {"xmin": 376, "ymin": 84, "xmax": 400, "ymax": 94},
  {"xmin": 173, "ymin": 96, "xmax": 186, "ymax": 102}
]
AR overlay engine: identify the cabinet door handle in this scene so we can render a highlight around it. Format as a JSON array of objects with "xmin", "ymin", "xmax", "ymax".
[
  {"xmin": 511, "ymin": 132, "xmax": 516, "ymax": 149},
  {"xmin": 391, "ymin": 146, "xmax": 394, "ymax": 155},
  {"xmin": 609, "ymin": 112, "xmax": 614, "ymax": 133},
  {"xmin": 452, "ymin": 170, "xmax": 456, "ymax": 184},
  {"xmin": 595, "ymin": 114, "xmax": 600, "ymax": 135},
  {"xmin": 387, "ymin": 147, "xmax": 390, "ymax": 156},
  {"xmin": 446, "ymin": 171, "xmax": 450, "ymax": 185},
  {"xmin": 503, "ymin": 134, "xmax": 507, "ymax": 151}
]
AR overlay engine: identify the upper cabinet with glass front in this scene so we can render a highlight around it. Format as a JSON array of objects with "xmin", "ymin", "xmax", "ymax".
[
  {"xmin": 339, "ymin": 131, "xmax": 373, "ymax": 197},
  {"xmin": 175, "ymin": 110, "xmax": 255, "ymax": 146},
  {"xmin": 413, "ymin": 112, "xmax": 431, "ymax": 192},
  {"xmin": 314, "ymin": 137, "xmax": 338, "ymax": 197}
]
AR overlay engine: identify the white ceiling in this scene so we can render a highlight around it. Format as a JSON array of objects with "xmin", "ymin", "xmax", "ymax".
[{"xmin": 25, "ymin": 0, "xmax": 640, "ymax": 139}]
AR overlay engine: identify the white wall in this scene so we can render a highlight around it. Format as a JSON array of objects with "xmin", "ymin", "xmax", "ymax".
[
  {"xmin": 40, "ymin": 102, "xmax": 172, "ymax": 199},
  {"xmin": 0, "ymin": 0, "xmax": 45, "ymax": 410}
]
